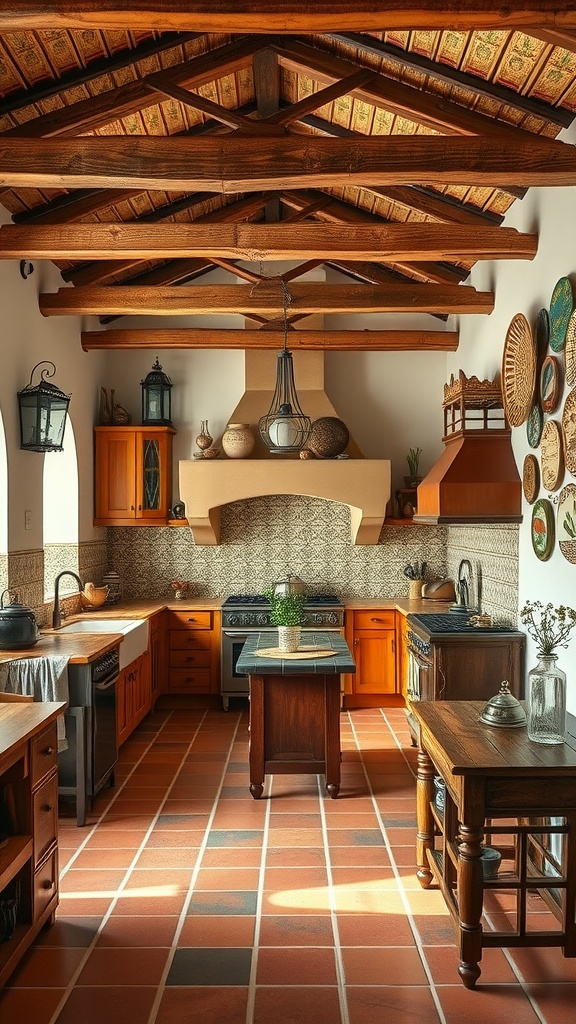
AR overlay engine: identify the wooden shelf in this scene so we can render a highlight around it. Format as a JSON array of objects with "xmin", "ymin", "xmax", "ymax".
[{"xmin": 0, "ymin": 835, "xmax": 33, "ymax": 891}]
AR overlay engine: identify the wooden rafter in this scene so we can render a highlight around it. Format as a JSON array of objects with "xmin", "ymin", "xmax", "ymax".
[
  {"xmin": 0, "ymin": 223, "xmax": 537, "ymax": 262},
  {"xmin": 80, "ymin": 327, "xmax": 460, "ymax": 351},
  {"xmin": 3, "ymin": 4, "xmax": 576, "ymax": 34},
  {"xmin": 39, "ymin": 282, "xmax": 494, "ymax": 317},
  {"xmin": 0, "ymin": 136, "xmax": 571, "ymax": 192}
]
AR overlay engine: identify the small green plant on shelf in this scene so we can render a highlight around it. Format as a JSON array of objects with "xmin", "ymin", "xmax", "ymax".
[{"xmin": 264, "ymin": 590, "xmax": 306, "ymax": 626}]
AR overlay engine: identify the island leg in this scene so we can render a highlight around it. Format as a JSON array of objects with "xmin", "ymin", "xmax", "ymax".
[
  {"xmin": 324, "ymin": 675, "xmax": 341, "ymax": 799},
  {"xmin": 248, "ymin": 674, "xmax": 265, "ymax": 799},
  {"xmin": 456, "ymin": 820, "xmax": 485, "ymax": 988},
  {"xmin": 416, "ymin": 746, "xmax": 435, "ymax": 888}
]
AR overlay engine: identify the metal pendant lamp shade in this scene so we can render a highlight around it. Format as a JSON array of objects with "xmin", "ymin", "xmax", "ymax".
[
  {"xmin": 258, "ymin": 281, "xmax": 311, "ymax": 454},
  {"xmin": 141, "ymin": 357, "xmax": 173, "ymax": 426},
  {"xmin": 17, "ymin": 361, "xmax": 71, "ymax": 452}
]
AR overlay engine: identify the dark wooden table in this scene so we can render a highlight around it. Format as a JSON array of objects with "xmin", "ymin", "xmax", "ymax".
[
  {"xmin": 412, "ymin": 700, "xmax": 576, "ymax": 988},
  {"xmin": 236, "ymin": 630, "xmax": 355, "ymax": 799}
]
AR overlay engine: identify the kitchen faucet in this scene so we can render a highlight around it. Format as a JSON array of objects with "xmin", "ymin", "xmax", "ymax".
[
  {"xmin": 457, "ymin": 559, "xmax": 474, "ymax": 611},
  {"xmin": 52, "ymin": 571, "xmax": 83, "ymax": 629}
]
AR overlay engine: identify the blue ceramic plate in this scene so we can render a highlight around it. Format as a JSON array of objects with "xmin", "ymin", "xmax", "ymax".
[{"xmin": 549, "ymin": 276, "xmax": 573, "ymax": 352}]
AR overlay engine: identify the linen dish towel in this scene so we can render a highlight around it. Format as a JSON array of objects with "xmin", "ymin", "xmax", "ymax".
[{"xmin": 0, "ymin": 656, "xmax": 70, "ymax": 750}]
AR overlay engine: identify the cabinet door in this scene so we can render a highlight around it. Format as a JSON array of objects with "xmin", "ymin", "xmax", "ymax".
[
  {"xmin": 135, "ymin": 430, "xmax": 173, "ymax": 521},
  {"xmin": 132, "ymin": 653, "xmax": 151, "ymax": 726},
  {"xmin": 433, "ymin": 639, "xmax": 523, "ymax": 702},
  {"xmin": 94, "ymin": 429, "xmax": 137, "ymax": 521},
  {"xmin": 353, "ymin": 629, "xmax": 396, "ymax": 694},
  {"xmin": 116, "ymin": 668, "xmax": 129, "ymax": 746}
]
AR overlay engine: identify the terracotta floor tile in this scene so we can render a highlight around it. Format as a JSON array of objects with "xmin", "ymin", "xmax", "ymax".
[
  {"xmin": 336, "ymin": 912, "xmax": 415, "ymax": 947},
  {"xmin": 329, "ymin": 846, "xmax": 391, "ymax": 867},
  {"xmin": 178, "ymin": 914, "xmax": 256, "ymax": 947},
  {"xmin": 437, "ymin": 983, "xmax": 543, "ymax": 1024},
  {"xmin": 258, "ymin": 914, "xmax": 336, "ymax": 946},
  {"xmin": 56, "ymin": 896, "xmax": 113, "ymax": 917},
  {"xmin": 253, "ymin": 985, "xmax": 342, "ymax": 1023},
  {"xmin": 342, "ymin": 944, "xmax": 428, "ymax": 985},
  {"xmin": 265, "ymin": 846, "xmax": 327, "ymax": 868},
  {"xmin": 263, "ymin": 865, "xmax": 328, "ymax": 889},
  {"xmin": 84, "ymin": 829, "xmax": 149, "ymax": 849},
  {"xmin": 122, "ymin": 867, "xmax": 193, "ymax": 892},
  {"xmin": 155, "ymin": 987, "xmax": 249, "ymax": 1024},
  {"xmin": 201, "ymin": 847, "xmax": 263, "ymax": 868},
  {"xmin": 256, "ymin": 946, "xmax": 337, "ymax": 985},
  {"xmin": 333, "ymin": 888, "xmax": 404, "ymax": 914},
  {"xmin": 0, "ymin": 987, "xmax": 66, "ymax": 1022},
  {"xmin": 346, "ymin": 985, "xmax": 441, "ymax": 1024},
  {"xmin": 143, "ymin": 829, "xmax": 205, "ymax": 847},
  {"xmin": 70, "ymin": 848, "xmax": 136, "ymax": 870},
  {"xmin": 331, "ymin": 866, "xmax": 395, "ymax": 887},
  {"xmin": 266, "ymin": 827, "xmax": 324, "ymax": 847},
  {"xmin": 509, "ymin": 945, "xmax": 576, "ymax": 982},
  {"xmin": 195, "ymin": 866, "xmax": 261, "ymax": 890},
  {"xmin": 33, "ymin": 917, "xmax": 101, "ymax": 948},
  {"xmin": 76, "ymin": 946, "xmax": 170, "ymax": 985},
  {"xmin": 59, "ymin": 868, "xmax": 128, "ymax": 894},
  {"xmin": 96, "ymin": 914, "xmax": 179, "ymax": 947},
  {"xmin": 54, "ymin": 985, "xmax": 158, "ymax": 1024},
  {"xmin": 8, "ymin": 946, "xmax": 87, "ymax": 987},
  {"xmin": 524, "ymin": 983, "xmax": 576, "ymax": 1023},
  {"xmin": 134, "ymin": 846, "xmax": 202, "ymax": 869},
  {"xmin": 111, "ymin": 894, "xmax": 187, "ymax": 915},
  {"xmin": 424, "ymin": 944, "xmax": 518, "ymax": 985}
]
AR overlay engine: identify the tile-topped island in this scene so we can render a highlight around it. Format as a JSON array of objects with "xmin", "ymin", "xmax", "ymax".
[{"xmin": 236, "ymin": 630, "xmax": 356, "ymax": 799}]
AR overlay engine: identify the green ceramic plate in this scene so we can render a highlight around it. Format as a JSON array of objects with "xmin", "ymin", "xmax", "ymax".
[
  {"xmin": 526, "ymin": 401, "xmax": 543, "ymax": 448},
  {"xmin": 535, "ymin": 307, "xmax": 549, "ymax": 366},
  {"xmin": 549, "ymin": 276, "xmax": 573, "ymax": 352},
  {"xmin": 531, "ymin": 498, "xmax": 555, "ymax": 561}
]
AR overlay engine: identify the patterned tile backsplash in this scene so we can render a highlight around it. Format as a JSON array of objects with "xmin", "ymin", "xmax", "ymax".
[{"xmin": 5, "ymin": 500, "xmax": 519, "ymax": 625}]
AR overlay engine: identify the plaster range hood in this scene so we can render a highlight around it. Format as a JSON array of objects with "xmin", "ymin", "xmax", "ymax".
[
  {"xmin": 179, "ymin": 350, "xmax": 391, "ymax": 545},
  {"xmin": 413, "ymin": 371, "xmax": 522, "ymax": 525}
]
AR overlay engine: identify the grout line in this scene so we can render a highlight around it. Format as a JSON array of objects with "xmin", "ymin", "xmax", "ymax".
[
  {"xmin": 317, "ymin": 768, "xmax": 351, "ymax": 1024},
  {"xmin": 244, "ymin": 774, "xmax": 272, "ymax": 1024}
]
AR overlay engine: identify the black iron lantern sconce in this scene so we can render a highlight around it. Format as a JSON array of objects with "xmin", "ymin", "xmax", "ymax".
[
  {"xmin": 258, "ymin": 280, "xmax": 311, "ymax": 454},
  {"xmin": 141, "ymin": 357, "xmax": 173, "ymax": 426},
  {"xmin": 17, "ymin": 361, "xmax": 71, "ymax": 453}
]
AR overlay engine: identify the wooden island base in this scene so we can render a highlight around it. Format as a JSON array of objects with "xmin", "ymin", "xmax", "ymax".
[{"xmin": 248, "ymin": 672, "xmax": 342, "ymax": 798}]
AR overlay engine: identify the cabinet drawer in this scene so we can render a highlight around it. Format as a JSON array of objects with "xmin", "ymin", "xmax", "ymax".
[
  {"xmin": 169, "ymin": 629, "xmax": 211, "ymax": 652},
  {"xmin": 353, "ymin": 610, "xmax": 395, "ymax": 630},
  {"xmin": 34, "ymin": 850, "xmax": 58, "ymax": 922},
  {"xmin": 169, "ymin": 668, "xmax": 211, "ymax": 693},
  {"xmin": 170, "ymin": 649, "xmax": 211, "ymax": 669},
  {"xmin": 33, "ymin": 776, "xmax": 58, "ymax": 866},
  {"xmin": 31, "ymin": 724, "xmax": 58, "ymax": 788},
  {"xmin": 166, "ymin": 610, "xmax": 212, "ymax": 630}
]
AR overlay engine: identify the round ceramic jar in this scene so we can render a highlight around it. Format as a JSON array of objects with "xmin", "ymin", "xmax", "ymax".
[{"xmin": 222, "ymin": 422, "xmax": 255, "ymax": 459}]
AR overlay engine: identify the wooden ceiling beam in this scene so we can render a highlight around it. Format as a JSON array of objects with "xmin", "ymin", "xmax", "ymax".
[
  {"xmin": 0, "ymin": 136, "xmax": 571, "ymax": 191},
  {"xmin": 80, "ymin": 326, "xmax": 460, "ymax": 351},
  {"xmin": 39, "ymin": 281, "xmax": 494, "ymax": 316},
  {"xmin": 3, "ymin": 4, "xmax": 576, "ymax": 34},
  {"xmin": 0, "ymin": 222, "xmax": 537, "ymax": 262}
]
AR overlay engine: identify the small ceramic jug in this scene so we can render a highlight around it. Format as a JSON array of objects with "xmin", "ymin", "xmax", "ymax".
[{"xmin": 196, "ymin": 420, "xmax": 213, "ymax": 451}]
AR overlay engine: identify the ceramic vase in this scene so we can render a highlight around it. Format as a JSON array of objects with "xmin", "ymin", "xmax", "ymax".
[
  {"xmin": 196, "ymin": 421, "xmax": 213, "ymax": 451},
  {"xmin": 222, "ymin": 422, "xmax": 255, "ymax": 459},
  {"xmin": 527, "ymin": 653, "xmax": 567, "ymax": 744},
  {"xmin": 278, "ymin": 626, "xmax": 301, "ymax": 654}
]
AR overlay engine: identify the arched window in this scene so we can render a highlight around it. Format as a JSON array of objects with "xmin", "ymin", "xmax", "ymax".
[{"xmin": 43, "ymin": 420, "xmax": 79, "ymax": 599}]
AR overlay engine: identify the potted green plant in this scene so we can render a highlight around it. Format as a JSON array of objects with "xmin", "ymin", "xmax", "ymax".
[
  {"xmin": 404, "ymin": 446, "xmax": 423, "ymax": 488},
  {"xmin": 264, "ymin": 589, "xmax": 306, "ymax": 653}
]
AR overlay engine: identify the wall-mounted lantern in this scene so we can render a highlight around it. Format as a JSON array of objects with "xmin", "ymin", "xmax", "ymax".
[
  {"xmin": 141, "ymin": 357, "xmax": 173, "ymax": 426},
  {"xmin": 17, "ymin": 361, "xmax": 71, "ymax": 452}
]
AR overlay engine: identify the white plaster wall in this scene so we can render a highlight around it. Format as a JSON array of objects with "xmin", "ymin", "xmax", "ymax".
[{"xmin": 447, "ymin": 122, "xmax": 576, "ymax": 712}]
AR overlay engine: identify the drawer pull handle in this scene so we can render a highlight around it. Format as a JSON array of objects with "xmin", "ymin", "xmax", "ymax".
[
  {"xmin": 42, "ymin": 880, "xmax": 54, "ymax": 891},
  {"xmin": 370, "ymin": 617, "xmax": 384, "ymax": 622},
  {"xmin": 42, "ymin": 804, "xmax": 53, "ymax": 812},
  {"xmin": 42, "ymin": 746, "xmax": 55, "ymax": 756}
]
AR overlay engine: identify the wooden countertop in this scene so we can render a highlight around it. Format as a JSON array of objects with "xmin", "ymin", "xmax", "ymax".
[
  {"xmin": 0, "ymin": 701, "xmax": 66, "ymax": 761},
  {"xmin": 345, "ymin": 597, "xmax": 454, "ymax": 616}
]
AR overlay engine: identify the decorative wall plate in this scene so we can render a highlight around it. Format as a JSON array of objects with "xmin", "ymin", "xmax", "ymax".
[
  {"xmin": 557, "ymin": 482, "xmax": 576, "ymax": 563},
  {"xmin": 526, "ymin": 401, "xmax": 543, "ymax": 448},
  {"xmin": 566, "ymin": 309, "xmax": 576, "ymax": 387},
  {"xmin": 531, "ymin": 498, "xmax": 555, "ymax": 561},
  {"xmin": 562, "ymin": 387, "xmax": 576, "ymax": 476},
  {"xmin": 549, "ymin": 276, "xmax": 573, "ymax": 351},
  {"xmin": 535, "ymin": 307, "xmax": 550, "ymax": 367},
  {"xmin": 540, "ymin": 355, "xmax": 562, "ymax": 414},
  {"xmin": 540, "ymin": 419, "xmax": 564, "ymax": 491},
  {"xmin": 522, "ymin": 454, "xmax": 539, "ymax": 504},
  {"xmin": 502, "ymin": 312, "xmax": 536, "ymax": 427}
]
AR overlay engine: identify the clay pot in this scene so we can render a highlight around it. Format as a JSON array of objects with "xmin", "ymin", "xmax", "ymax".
[{"xmin": 222, "ymin": 423, "xmax": 255, "ymax": 459}]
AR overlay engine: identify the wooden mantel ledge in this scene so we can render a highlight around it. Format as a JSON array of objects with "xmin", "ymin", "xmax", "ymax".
[{"xmin": 179, "ymin": 459, "xmax": 391, "ymax": 546}]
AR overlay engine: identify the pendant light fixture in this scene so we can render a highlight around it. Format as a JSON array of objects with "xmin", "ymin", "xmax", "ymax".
[
  {"xmin": 17, "ymin": 361, "xmax": 71, "ymax": 452},
  {"xmin": 258, "ymin": 279, "xmax": 311, "ymax": 454}
]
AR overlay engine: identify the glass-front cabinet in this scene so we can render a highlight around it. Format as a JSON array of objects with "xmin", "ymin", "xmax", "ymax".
[{"xmin": 94, "ymin": 426, "xmax": 175, "ymax": 525}]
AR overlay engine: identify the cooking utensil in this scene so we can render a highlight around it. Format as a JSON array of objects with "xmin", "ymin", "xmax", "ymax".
[{"xmin": 0, "ymin": 590, "xmax": 39, "ymax": 650}]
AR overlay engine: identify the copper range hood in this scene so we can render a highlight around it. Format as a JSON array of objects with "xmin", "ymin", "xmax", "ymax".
[
  {"xmin": 179, "ymin": 351, "xmax": 391, "ymax": 545},
  {"xmin": 413, "ymin": 371, "xmax": 522, "ymax": 525}
]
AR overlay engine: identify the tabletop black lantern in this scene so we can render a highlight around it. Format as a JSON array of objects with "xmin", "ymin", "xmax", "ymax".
[
  {"xmin": 17, "ymin": 361, "xmax": 71, "ymax": 452},
  {"xmin": 141, "ymin": 357, "xmax": 173, "ymax": 426}
]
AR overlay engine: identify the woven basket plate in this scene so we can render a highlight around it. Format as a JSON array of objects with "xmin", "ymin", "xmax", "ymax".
[
  {"xmin": 522, "ymin": 454, "xmax": 539, "ymax": 505},
  {"xmin": 565, "ymin": 309, "xmax": 576, "ymax": 387},
  {"xmin": 502, "ymin": 313, "xmax": 536, "ymax": 427},
  {"xmin": 558, "ymin": 482, "xmax": 576, "ymax": 563},
  {"xmin": 540, "ymin": 420, "xmax": 564, "ymax": 492},
  {"xmin": 255, "ymin": 646, "xmax": 337, "ymax": 659},
  {"xmin": 562, "ymin": 388, "xmax": 576, "ymax": 476}
]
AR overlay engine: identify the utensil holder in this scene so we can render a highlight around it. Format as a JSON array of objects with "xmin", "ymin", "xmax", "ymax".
[{"xmin": 409, "ymin": 580, "xmax": 423, "ymax": 599}]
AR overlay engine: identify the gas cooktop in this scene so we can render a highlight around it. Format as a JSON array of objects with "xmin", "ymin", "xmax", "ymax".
[
  {"xmin": 408, "ymin": 612, "xmax": 520, "ymax": 636},
  {"xmin": 223, "ymin": 594, "xmax": 342, "ymax": 607}
]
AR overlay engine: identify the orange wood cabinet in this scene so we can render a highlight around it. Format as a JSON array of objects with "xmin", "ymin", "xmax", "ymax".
[
  {"xmin": 116, "ymin": 651, "xmax": 152, "ymax": 746},
  {"xmin": 343, "ymin": 609, "xmax": 399, "ymax": 708},
  {"xmin": 165, "ymin": 609, "xmax": 221, "ymax": 695},
  {"xmin": 94, "ymin": 426, "xmax": 175, "ymax": 526}
]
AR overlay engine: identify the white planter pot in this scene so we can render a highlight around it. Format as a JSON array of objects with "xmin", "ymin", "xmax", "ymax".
[{"xmin": 277, "ymin": 626, "xmax": 301, "ymax": 653}]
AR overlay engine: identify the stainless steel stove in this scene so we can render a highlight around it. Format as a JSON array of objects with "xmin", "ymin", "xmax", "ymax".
[{"xmin": 220, "ymin": 593, "xmax": 344, "ymax": 709}]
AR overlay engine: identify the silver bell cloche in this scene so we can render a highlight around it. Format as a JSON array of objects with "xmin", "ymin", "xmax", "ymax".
[{"xmin": 479, "ymin": 680, "xmax": 527, "ymax": 728}]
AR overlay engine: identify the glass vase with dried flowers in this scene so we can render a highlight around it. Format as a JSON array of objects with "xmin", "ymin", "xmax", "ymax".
[
  {"xmin": 171, "ymin": 580, "xmax": 190, "ymax": 601},
  {"xmin": 520, "ymin": 601, "xmax": 576, "ymax": 744}
]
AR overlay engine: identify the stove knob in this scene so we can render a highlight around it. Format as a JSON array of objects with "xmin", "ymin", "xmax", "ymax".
[
  {"xmin": 228, "ymin": 614, "xmax": 238, "ymax": 626},
  {"xmin": 314, "ymin": 613, "xmax": 323, "ymax": 625},
  {"xmin": 256, "ymin": 613, "xmax": 268, "ymax": 626},
  {"xmin": 326, "ymin": 612, "xmax": 338, "ymax": 625}
]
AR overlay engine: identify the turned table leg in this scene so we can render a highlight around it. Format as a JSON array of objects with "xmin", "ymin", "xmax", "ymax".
[
  {"xmin": 416, "ymin": 746, "xmax": 435, "ymax": 888},
  {"xmin": 456, "ymin": 820, "xmax": 485, "ymax": 988}
]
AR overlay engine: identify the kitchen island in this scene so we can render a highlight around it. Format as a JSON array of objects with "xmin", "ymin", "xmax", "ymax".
[{"xmin": 236, "ymin": 630, "xmax": 355, "ymax": 799}]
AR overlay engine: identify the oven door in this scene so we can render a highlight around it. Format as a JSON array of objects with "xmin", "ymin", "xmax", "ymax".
[{"xmin": 221, "ymin": 629, "xmax": 251, "ymax": 708}]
